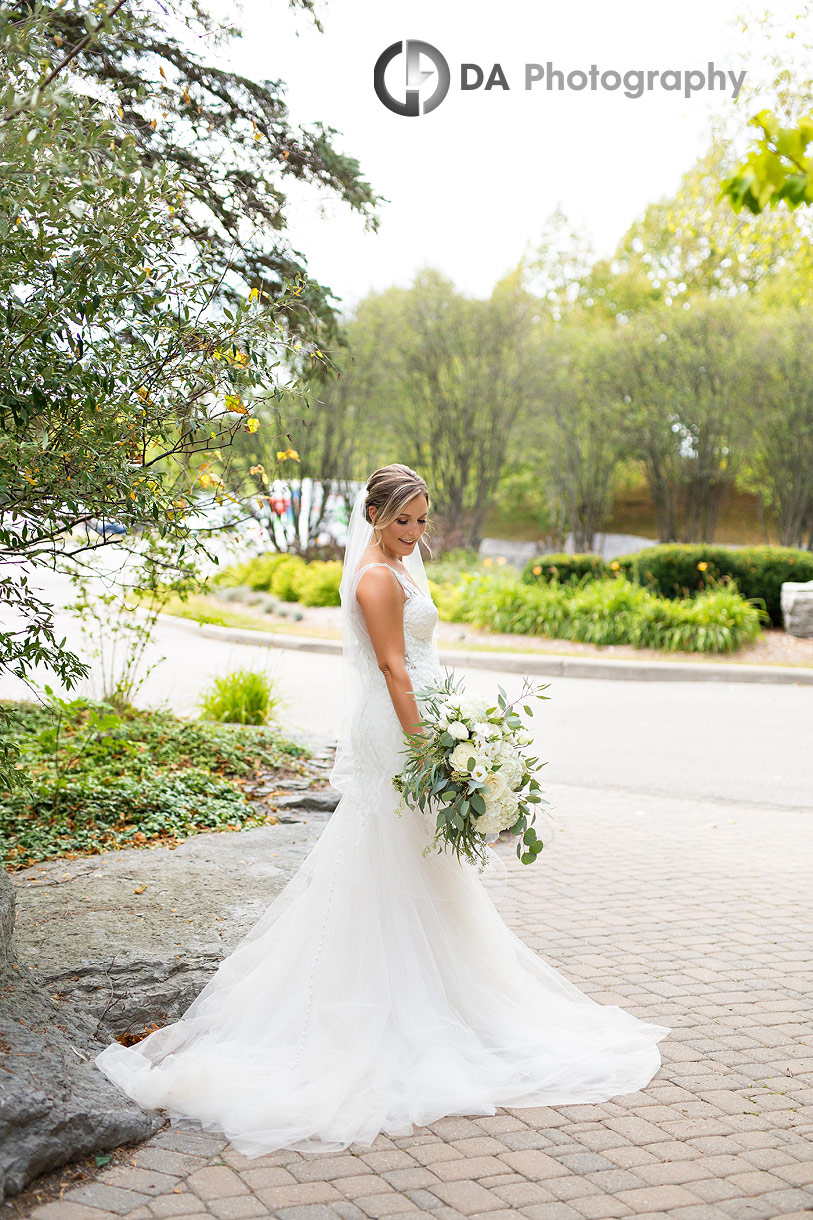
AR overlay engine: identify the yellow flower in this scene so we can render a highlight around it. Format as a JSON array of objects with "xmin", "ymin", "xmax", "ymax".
[
  {"xmin": 245, "ymin": 417, "xmax": 259, "ymax": 433},
  {"xmin": 610, "ymin": 560, "xmax": 620, "ymax": 571},
  {"xmin": 483, "ymin": 557, "xmax": 494, "ymax": 567},
  {"xmin": 276, "ymin": 448, "xmax": 300, "ymax": 462},
  {"xmin": 496, "ymin": 556, "xmax": 506, "ymax": 565},
  {"xmin": 248, "ymin": 288, "xmax": 259, "ymax": 302},
  {"xmin": 532, "ymin": 565, "xmax": 542, "ymax": 575},
  {"xmin": 697, "ymin": 561, "xmax": 708, "ymax": 571}
]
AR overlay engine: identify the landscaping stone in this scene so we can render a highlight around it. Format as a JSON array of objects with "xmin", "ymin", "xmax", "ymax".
[
  {"xmin": 0, "ymin": 871, "xmax": 163, "ymax": 1204},
  {"xmin": 10, "ymin": 812, "xmax": 330, "ymax": 1037},
  {"xmin": 781, "ymin": 579, "xmax": 813, "ymax": 637}
]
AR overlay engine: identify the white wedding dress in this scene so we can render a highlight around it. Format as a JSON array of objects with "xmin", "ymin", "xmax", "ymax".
[{"xmin": 94, "ymin": 560, "xmax": 670, "ymax": 1155}]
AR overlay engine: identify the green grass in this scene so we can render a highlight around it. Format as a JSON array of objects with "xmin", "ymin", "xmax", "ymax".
[
  {"xmin": 0, "ymin": 699, "xmax": 309, "ymax": 872},
  {"xmin": 198, "ymin": 667, "xmax": 281, "ymax": 725}
]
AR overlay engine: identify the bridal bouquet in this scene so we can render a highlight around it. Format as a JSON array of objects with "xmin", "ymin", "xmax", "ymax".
[{"xmin": 393, "ymin": 672, "xmax": 552, "ymax": 870}]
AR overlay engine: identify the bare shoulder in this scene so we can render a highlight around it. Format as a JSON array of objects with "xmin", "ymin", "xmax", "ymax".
[{"xmin": 356, "ymin": 563, "xmax": 400, "ymax": 606}]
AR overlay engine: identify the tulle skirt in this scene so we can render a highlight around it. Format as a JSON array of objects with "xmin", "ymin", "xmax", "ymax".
[{"xmin": 94, "ymin": 761, "xmax": 670, "ymax": 1156}]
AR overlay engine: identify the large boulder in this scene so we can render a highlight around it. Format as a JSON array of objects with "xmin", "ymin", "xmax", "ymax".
[
  {"xmin": 0, "ymin": 869, "xmax": 164, "ymax": 1203},
  {"xmin": 781, "ymin": 579, "xmax": 813, "ymax": 638},
  {"xmin": 1, "ymin": 755, "xmax": 332, "ymax": 1202}
]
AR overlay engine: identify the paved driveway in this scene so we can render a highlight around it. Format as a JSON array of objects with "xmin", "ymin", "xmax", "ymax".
[{"xmin": 4, "ymin": 572, "xmax": 812, "ymax": 1219}]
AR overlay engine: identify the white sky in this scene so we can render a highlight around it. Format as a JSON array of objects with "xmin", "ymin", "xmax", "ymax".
[{"xmin": 204, "ymin": 0, "xmax": 800, "ymax": 320}]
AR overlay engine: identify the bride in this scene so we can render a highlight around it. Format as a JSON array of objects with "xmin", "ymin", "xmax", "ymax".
[{"xmin": 94, "ymin": 463, "xmax": 670, "ymax": 1156}]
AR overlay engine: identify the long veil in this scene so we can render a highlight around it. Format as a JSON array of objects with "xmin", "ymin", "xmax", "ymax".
[{"xmin": 328, "ymin": 486, "xmax": 430, "ymax": 793}]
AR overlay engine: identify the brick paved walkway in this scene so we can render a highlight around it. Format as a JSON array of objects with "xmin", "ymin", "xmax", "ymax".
[{"xmin": 23, "ymin": 781, "xmax": 813, "ymax": 1220}]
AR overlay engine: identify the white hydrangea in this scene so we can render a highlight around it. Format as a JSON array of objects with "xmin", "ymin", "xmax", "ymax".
[
  {"xmin": 475, "ymin": 788, "xmax": 520, "ymax": 835},
  {"xmin": 494, "ymin": 745, "xmax": 524, "ymax": 790},
  {"xmin": 459, "ymin": 694, "xmax": 489, "ymax": 722}
]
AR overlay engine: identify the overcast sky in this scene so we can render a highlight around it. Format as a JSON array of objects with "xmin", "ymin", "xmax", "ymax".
[{"xmin": 205, "ymin": 0, "xmax": 800, "ymax": 320}]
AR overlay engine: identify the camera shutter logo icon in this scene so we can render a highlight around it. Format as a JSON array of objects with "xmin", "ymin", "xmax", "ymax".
[{"xmin": 374, "ymin": 40, "xmax": 451, "ymax": 116}]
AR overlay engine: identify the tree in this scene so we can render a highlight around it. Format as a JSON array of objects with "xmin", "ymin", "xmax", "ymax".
[
  {"xmin": 389, "ymin": 269, "xmax": 539, "ymax": 549},
  {"xmin": 611, "ymin": 298, "xmax": 754, "ymax": 543},
  {"xmin": 46, "ymin": 0, "xmax": 383, "ymax": 345},
  {"xmin": 0, "ymin": 1, "xmax": 309, "ymax": 789},
  {"xmin": 611, "ymin": 138, "xmax": 813, "ymax": 308},
  {"xmin": 524, "ymin": 323, "xmax": 628, "ymax": 552},
  {"xmin": 743, "ymin": 310, "xmax": 813, "ymax": 548},
  {"xmin": 720, "ymin": 110, "xmax": 813, "ymax": 214},
  {"xmin": 718, "ymin": 6, "xmax": 813, "ymax": 216}
]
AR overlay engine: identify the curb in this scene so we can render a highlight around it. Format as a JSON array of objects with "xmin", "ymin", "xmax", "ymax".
[{"xmin": 156, "ymin": 613, "xmax": 813, "ymax": 686}]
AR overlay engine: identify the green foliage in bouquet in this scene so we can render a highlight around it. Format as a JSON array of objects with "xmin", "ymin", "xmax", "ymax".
[{"xmin": 394, "ymin": 672, "xmax": 552, "ymax": 871}]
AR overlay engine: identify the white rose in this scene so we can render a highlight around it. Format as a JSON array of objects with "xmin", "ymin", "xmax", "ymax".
[
  {"xmin": 446, "ymin": 720, "xmax": 470, "ymax": 740},
  {"xmin": 483, "ymin": 769, "xmax": 508, "ymax": 803},
  {"xmin": 449, "ymin": 742, "xmax": 480, "ymax": 774}
]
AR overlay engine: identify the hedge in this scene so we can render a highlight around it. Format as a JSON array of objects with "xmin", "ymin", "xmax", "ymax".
[
  {"xmin": 522, "ymin": 552, "xmax": 611, "ymax": 585},
  {"xmin": 631, "ymin": 544, "xmax": 813, "ymax": 626}
]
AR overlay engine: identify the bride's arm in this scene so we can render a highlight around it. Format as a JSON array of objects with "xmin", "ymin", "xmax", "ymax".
[{"xmin": 356, "ymin": 568, "xmax": 425, "ymax": 738}]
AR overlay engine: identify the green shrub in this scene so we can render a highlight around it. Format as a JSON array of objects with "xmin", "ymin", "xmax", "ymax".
[
  {"xmin": 425, "ymin": 548, "xmax": 481, "ymax": 585},
  {"xmin": 428, "ymin": 578, "xmax": 464, "ymax": 621},
  {"xmin": 295, "ymin": 560, "xmax": 342, "ymax": 606},
  {"xmin": 631, "ymin": 543, "xmax": 813, "ymax": 626},
  {"xmin": 211, "ymin": 551, "xmax": 292, "ymax": 591},
  {"xmin": 632, "ymin": 544, "xmax": 741, "ymax": 599},
  {"xmin": 450, "ymin": 571, "xmax": 764, "ymax": 653},
  {"xmin": 725, "ymin": 546, "xmax": 813, "ymax": 627},
  {"xmin": 269, "ymin": 555, "xmax": 308, "ymax": 601},
  {"xmin": 198, "ymin": 667, "xmax": 279, "ymax": 725},
  {"xmin": 522, "ymin": 552, "xmax": 611, "ymax": 585},
  {"xmin": 609, "ymin": 553, "xmax": 637, "ymax": 580}
]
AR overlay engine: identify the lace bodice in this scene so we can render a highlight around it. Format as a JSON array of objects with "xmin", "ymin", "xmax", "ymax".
[
  {"xmin": 345, "ymin": 562, "xmax": 442, "ymax": 801},
  {"xmin": 353, "ymin": 562, "xmax": 440, "ymax": 690}
]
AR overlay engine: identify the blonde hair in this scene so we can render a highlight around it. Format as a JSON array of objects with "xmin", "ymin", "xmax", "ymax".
[{"xmin": 365, "ymin": 464, "xmax": 432, "ymax": 555}]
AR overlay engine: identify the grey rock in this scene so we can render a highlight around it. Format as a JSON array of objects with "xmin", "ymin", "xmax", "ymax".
[
  {"xmin": 2, "ymin": 777, "xmax": 334, "ymax": 1203},
  {"xmin": 781, "ymin": 579, "xmax": 813, "ymax": 637},
  {"xmin": 0, "ymin": 870, "xmax": 164, "ymax": 1203},
  {"xmin": 273, "ymin": 787, "xmax": 342, "ymax": 812},
  {"xmin": 12, "ymin": 813, "xmax": 330, "ymax": 1036}
]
